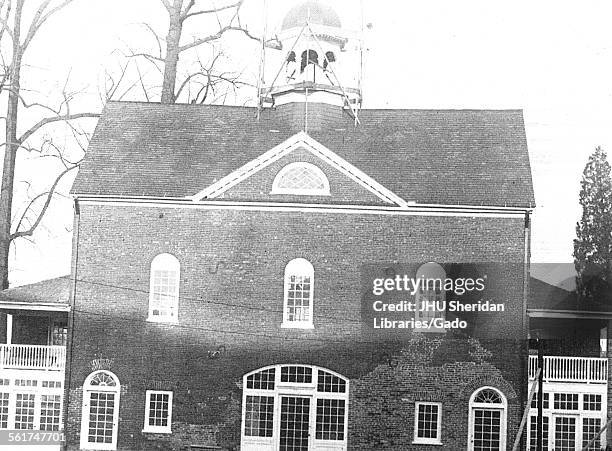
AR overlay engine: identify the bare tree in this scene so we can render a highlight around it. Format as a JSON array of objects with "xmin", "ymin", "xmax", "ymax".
[
  {"xmin": 0, "ymin": 0, "xmax": 99, "ymax": 288},
  {"xmin": 114, "ymin": 0, "xmax": 262, "ymax": 104}
]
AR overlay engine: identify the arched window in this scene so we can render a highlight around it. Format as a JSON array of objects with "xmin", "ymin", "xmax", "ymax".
[
  {"xmin": 80, "ymin": 371, "xmax": 120, "ymax": 450},
  {"xmin": 148, "ymin": 253, "xmax": 180, "ymax": 323},
  {"xmin": 415, "ymin": 262, "xmax": 446, "ymax": 331},
  {"xmin": 282, "ymin": 258, "xmax": 314, "ymax": 329},
  {"xmin": 323, "ymin": 51, "xmax": 336, "ymax": 70},
  {"xmin": 468, "ymin": 387, "xmax": 507, "ymax": 451},
  {"xmin": 300, "ymin": 49, "xmax": 319, "ymax": 72},
  {"xmin": 272, "ymin": 162, "xmax": 330, "ymax": 196},
  {"xmin": 242, "ymin": 365, "xmax": 349, "ymax": 450},
  {"xmin": 285, "ymin": 51, "xmax": 297, "ymax": 82}
]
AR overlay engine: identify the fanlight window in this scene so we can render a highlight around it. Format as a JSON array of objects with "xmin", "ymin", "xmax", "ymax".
[
  {"xmin": 242, "ymin": 365, "xmax": 349, "ymax": 450},
  {"xmin": 474, "ymin": 388, "xmax": 504, "ymax": 404},
  {"xmin": 282, "ymin": 258, "xmax": 315, "ymax": 328},
  {"xmin": 148, "ymin": 253, "xmax": 180, "ymax": 323},
  {"xmin": 88, "ymin": 371, "xmax": 118, "ymax": 387},
  {"xmin": 272, "ymin": 162, "xmax": 330, "ymax": 196}
]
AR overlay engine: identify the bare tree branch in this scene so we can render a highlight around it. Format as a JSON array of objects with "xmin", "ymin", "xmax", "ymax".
[
  {"xmin": 10, "ymin": 164, "xmax": 78, "ymax": 241},
  {"xmin": 180, "ymin": 0, "xmax": 242, "ymax": 23},
  {"xmin": 18, "ymin": 112, "xmax": 99, "ymax": 145}
]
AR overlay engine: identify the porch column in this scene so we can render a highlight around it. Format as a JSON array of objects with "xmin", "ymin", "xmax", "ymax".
[{"xmin": 6, "ymin": 313, "xmax": 11, "ymax": 345}]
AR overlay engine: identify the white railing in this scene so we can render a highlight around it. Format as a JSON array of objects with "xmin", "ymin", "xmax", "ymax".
[
  {"xmin": 0, "ymin": 344, "xmax": 66, "ymax": 371},
  {"xmin": 529, "ymin": 355, "xmax": 608, "ymax": 384}
]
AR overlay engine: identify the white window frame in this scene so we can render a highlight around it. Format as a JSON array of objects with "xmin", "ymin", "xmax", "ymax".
[
  {"xmin": 281, "ymin": 258, "xmax": 315, "ymax": 329},
  {"xmin": 467, "ymin": 386, "xmax": 507, "ymax": 451},
  {"xmin": 414, "ymin": 262, "xmax": 447, "ymax": 332},
  {"xmin": 413, "ymin": 401, "xmax": 442, "ymax": 445},
  {"xmin": 241, "ymin": 364, "xmax": 349, "ymax": 451},
  {"xmin": 80, "ymin": 370, "xmax": 121, "ymax": 451},
  {"xmin": 271, "ymin": 162, "xmax": 330, "ymax": 196},
  {"xmin": 148, "ymin": 253, "xmax": 180, "ymax": 323},
  {"xmin": 143, "ymin": 390, "xmax": 173, "ymax": 434}
]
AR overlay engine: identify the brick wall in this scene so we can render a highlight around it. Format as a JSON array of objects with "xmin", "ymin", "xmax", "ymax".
[{"xmin": 66, "ymin": 203, "xmax": 528, "ymax": 450}]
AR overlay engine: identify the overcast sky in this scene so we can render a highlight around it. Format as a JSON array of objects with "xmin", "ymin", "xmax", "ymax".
[{"xmin": 4, "ymin": 0, "xmax": 612, "ymax": 286}]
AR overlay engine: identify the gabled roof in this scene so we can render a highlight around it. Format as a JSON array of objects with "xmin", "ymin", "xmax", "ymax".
[
  {"xmin": 71, "ymin": 101, "xmax": 535, "ymax": 208},
  {"xmin": 0, "ymin": 276, "xmax": 70, "ymax": 311}
]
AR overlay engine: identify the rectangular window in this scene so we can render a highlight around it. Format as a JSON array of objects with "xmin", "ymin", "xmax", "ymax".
[
  {"xmin": 281, "ymin": 365, "xmax": 312, "ymax": 383},
  {"xmin": 554, "ymin": 416, "xmax": 576, "ymax": 451},
  {"xmin": 553, "ymin": 393, "xmax": 579, "ymax": 410},
  {"xmin": 0, "ymin": 393, "xmax": 9, "ymax": 429},
  {"xmin": 316, "ymin": 398, "xmax": 345, "ymax": 441},
  {"xmin": 15, "ymin": 393, "xmax": 35, "ymax": 429},
  {"xmin": 528, "ymin": 415, "xmax": 549, "ymax": 451},
  {"xmin": 413, "ymin": 402, "xmax": 442, "ymax": 444},
  {"xmin": 244, "ymin": 395, "xmax": 274, "ymax": 437},
  {"xmin": 583, "ymin": 418, "xmax": 601, "ymax": 450},
  {"xmin": 143, "ymin": 391, "xmax": 172, "ymax": 433},
  {"xmin": 583, "ymin": 394, "xmax": 602, "ymax": 411},
  {"xmin": 40, "ymin": 394, "xmax": 62, "ymax": 431},
  {"xmin": 531, "ymin": 392, "xmax": 549, "ymax": 409},
  {"xmin": 246, "ymin": 368, "xmax": 275, "ymax": 390}
]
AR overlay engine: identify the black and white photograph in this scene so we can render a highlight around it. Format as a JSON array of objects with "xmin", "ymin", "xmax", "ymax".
[{"xmin": 0, "ymin": 0, "xmax": 611, "ymax": 450}]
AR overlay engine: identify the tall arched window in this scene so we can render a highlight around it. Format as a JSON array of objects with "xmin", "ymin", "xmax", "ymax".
[
  {"xmin": 272, "ymin": 162, "xmax": 330, "ymax": 196},
  {"xmin": 415, "ymin": 262, "xmax": 446, "ymax": 331},
  {"xmin": 148, "ymin": 253, "xmax": 180, "ymax": 323},
  {"xmin": 300, "ymin": 49, "xmax": 319, "ymax": 72},
  {"xmin": 282, "ymin": 258, "xmax": 314, "ymax": 329},
  {"xmin": 468, "ymin": 387, "xmax": 507, "ymax": 451},
  {"xmin": 80, "ymin": 371, "xmax": 121, "ymax": 450},
  {"xmin": 241, "ymin": 365, "xmax": 349, "ymax": 450}
]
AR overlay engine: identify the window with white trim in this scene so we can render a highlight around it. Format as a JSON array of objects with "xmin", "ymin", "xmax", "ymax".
[
  {"xmin": 415, "ymin": 262, "xmax": 446, "ymax": 331},
  {"xmin": 282, "ymin": 258, "xmax": 314, "ymax": 329},
  {"xmin": 148, "ymin": 253, "xmax": 180, "ymax": 323},
  {"xmin": 272, "ymin": 162, "xmax": 330, "ymax": 196},
  {"xmin": 241, "ymin": 365, "xmax": 349, "ymax": 451},
  {"xmin": 468, "ymin": 387, "xmax": 507, "ymax": 451},
  {"xmin": 143, "ymin": 390, "xmax": 172, "ymax": 433},
  {"xmin": 413, "ymin": 402, "xmax": 442, "ymax": 445},
  {"xmin": 80, "ymin": 370, "xmax": 120, "ymax": 450}
]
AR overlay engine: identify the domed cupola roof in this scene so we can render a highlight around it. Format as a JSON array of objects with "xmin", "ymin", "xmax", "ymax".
[{"xmin": 281, "ymin": 1, "xmax": 341, "ymax": 30}]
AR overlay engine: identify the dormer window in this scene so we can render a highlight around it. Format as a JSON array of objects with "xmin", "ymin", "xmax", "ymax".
[{"xmin": 272, "ymin": 162, "xmax": 330, "ymax": 196}]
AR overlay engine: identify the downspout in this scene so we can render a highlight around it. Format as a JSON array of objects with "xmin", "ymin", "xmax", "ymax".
[{"xmin": 62, "ymin": 198, "xmax": 80, "ymax": 450}]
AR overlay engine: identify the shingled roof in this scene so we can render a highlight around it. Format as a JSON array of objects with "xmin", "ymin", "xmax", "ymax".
[
  {"xmin": 0, "ymin": 276, "xmax": 70, "ymax": 311},
  {"xmin": 72, "ymin": 101, "xmax": 535, "ymax": 208}
]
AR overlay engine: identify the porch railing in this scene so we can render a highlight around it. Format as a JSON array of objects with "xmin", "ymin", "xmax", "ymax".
[
  {"xmin": 0, "ymin": 344, "xmax": 66, "ymax": 371},
  {"xmin": 528, "ymin": 355, "xmax": 608, "ymax": 384}
]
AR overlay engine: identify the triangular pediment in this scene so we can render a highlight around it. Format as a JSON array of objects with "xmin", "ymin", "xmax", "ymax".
[{"xmin": 190, "ymin": 132, "xmax": 408, "ymax": 207}]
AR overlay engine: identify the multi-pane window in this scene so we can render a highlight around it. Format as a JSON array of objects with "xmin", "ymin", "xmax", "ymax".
[
  {"xmin": 531, "ymin": 391, "xmax": 549, "ymax": 409},
  {"xmin": 583, "ymin": 418, "xmax": 601, "ymax": 450},
  {"xmin": 281, "ymin": 365, "xmax": 312, "ymax": 383},
  {"xmin": 15, "ymin": 393, "xmax": 35, "ymax": 429},
  {"xmin": 244, "ymin": 395, "xmax": 274, "ymax": 437},
  {"xmin": 51, "ymin": 322, "xmax": 68, "ymax": 346},
  {"xmin": 0, "ymin": 393, "xmax": 8, "ymax": 429},
  {"xmin": 282, "ymin": 259, "xmax": 314, "ymax": 328},
  {"xmin": 40, "ymin": 394, "xmax": 62, "ymax": 431},
  {"xmin": 144, "ymin": 391, "xmax": 172, "ymax": 433},
  {"xmin": 316, "ymin": 399, "xmax": 345, "ymax": 440},
  {"xmin": 528, "ymin": 415, "xmax": 549, "ymax": 451},
  {"xmin": 583, "ymin": 394, "xmax": 602, "ymax": 411},
  {"xmin": 413, "ymin": 402, "xmax": 442, "ymax": 444},
  {"xmin": 469, "ymin": 387, "xmax": 507, "ymax": 451},
  {"xmin": 242, "ymin": 366, "xmax": 349, "ymax": 450},
  {"xmin": 553, "ymin": 393, "xmax": 579, "ymax": 410},
  {"xmin": 272, "ymin": 162, "xmax": 330, "ymax": 195},
  {"xmin": 414, "ymin": 262, "xmax": 446, "ymax": 330},
  {"xmin": 148, "ymin": 253, "xmax": 180, "ymax": 322},
  {"xmin": 554, "ymin": 416, "xmax": 576, "ymax": 451},
  {"xmin": 80, "ymin": 370, "xmax": 120, "ymax": 450}
]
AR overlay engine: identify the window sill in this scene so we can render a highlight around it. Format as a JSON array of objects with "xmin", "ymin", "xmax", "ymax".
[
  {"xmin": 146, "ymin": 316, "xmax": 178, "ymax": 324},
  {"xmin": 142, "ymin": 428, "xmax": 172, "ymax": 434},
  {"xmin": 281, "ymin": 322, "xmax": 314, "ymax": 329},
  {"xmin": 412, "ymin": 439, "xmax": 442, "ymax": 446}
]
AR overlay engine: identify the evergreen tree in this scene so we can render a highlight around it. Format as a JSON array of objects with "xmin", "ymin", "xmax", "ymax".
[{"xmin": 574, "ymin": 146, "xmax": 612, "ymax": 304}]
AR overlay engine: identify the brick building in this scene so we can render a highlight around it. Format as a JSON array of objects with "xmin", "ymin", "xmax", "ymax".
[{"xmin": 63, "ymin": 1, "xmax": 536, "ymax": 450}]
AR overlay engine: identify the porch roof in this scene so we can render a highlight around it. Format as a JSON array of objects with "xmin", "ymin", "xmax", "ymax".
[{"xmin": 0, "ymin": 276, "xmax": 70, "ymax": 312}]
